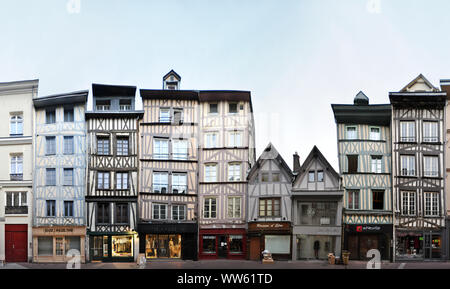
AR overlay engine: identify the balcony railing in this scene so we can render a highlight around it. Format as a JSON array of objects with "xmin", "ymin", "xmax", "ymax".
[
  {"xmin": 423, "ymin": 137, "xmax": 439, "ymax": 143},
  {"xmin": 172, "ymin": 185, "xmax": 187, "ymax": 194},
  {"xmin": 400, "ymin": 137, "xmax": 416, "ymax": 142},
  {"xmin": 424, "ymin": 171, "xmax": 439, "ymax": 177},
  {"xmin": 10, "ymin": 174, "xmax": 23, "ymax": 181},
  {"xmin": 401, "ymin": 169, "xmax": 416, "ymax": 177},
  {"xmin": 5, "ymin": 206, "xmax": 28, "ymax": 215}
]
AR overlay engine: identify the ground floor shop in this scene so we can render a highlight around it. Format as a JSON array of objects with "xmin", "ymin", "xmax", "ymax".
[
  {"xmin": 395, "ymin": 229, "xmax": 444, "ymax": 260},
  {"xmin": 292, "ymin": 226, "xmax": 341, "ymax": 260},
  {"xmin": 32, "ymin": 226, "xmax": 86, "ymax": 263},
  {"xmin": 138, "ymin": 223, "xmax": 197, "ymax": 260},
  {"xmin": 88, "ymin": 232, "xmax": 136, "ymax": 262},
  {"xmin": 343, "ymin": 224, "xmax": 392, "ymax": 261},
  {"xmin": 247, "ymin": 222, "xmax": 291, "ymax": 260},
  {"xmin": 199, "ymin": 228, "xmax": 246, "ymax": 260}
]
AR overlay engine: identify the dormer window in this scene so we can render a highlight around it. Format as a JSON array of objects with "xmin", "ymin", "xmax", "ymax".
[
  {"xmin": 96, "ymin": 100, "xmax": 110, "ymax": 111},
  {"xmin": 163, "ymin": 71, "xmax": 181, "ymax": 90},
  {"xmin": 119, "ymin": 99, "xmax": 132, "ymax": 111}
]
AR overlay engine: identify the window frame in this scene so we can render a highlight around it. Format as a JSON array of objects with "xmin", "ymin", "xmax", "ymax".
[
  {"xmin": 347, "ymin": 190, "xmax": 359, "ymax": 210},
  {"xmin": 203, "ymin": 197, "xmax": 217, "ymax": 219},
  {"xmin": 228, "ymin": 196, "xmax": 242, "ymax": 219},
  {"xmin": 345, "ymin": 126, "xmax": 357, "ymax": 140},
  {"xmin": 204, "ymin": 164, "xmax": 218, "ymax": 182},
  {"xmin": 10, "ymin": 114, "xmax": 23, "ymax": 136},
  {"xmin": 258, "ymin": 197, "xmax": 281, "ymax": 217}
]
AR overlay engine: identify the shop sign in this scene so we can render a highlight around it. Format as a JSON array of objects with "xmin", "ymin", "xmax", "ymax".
[
  {"xmin": 44, "ymin": 228, "xmax": 74, "ymax": 233},
  {"xmin": 249, "ymin": 222, "xmax": 290, "ymax": 231},
  {"xmin": 346, "ymin": 224, "xmax": 391, "ymax": 233}
]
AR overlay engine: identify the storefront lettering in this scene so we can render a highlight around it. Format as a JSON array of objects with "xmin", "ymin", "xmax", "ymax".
[
  {"xmin": 255, "ymin": 223, "xmax": 286, "ymax": 229},
  {"xmin": 43, "ymin": 228, "xmax": 74, "ymax": 233},
  {"xmin": 356, "ymin": 226, "xmax": 381, "ymax": 232}
]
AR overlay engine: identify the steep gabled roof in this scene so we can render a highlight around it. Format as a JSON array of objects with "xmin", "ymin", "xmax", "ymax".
[
  {"xmin": 247, "ymin": 143, "xmax": 293, "ymax": 181},
  {"xmin": 163, "ymin": 70, "xmax": 181, "ymax": 81},
  {"xmin": 399, "ymin": 74, "xmax": 439, "ymax": 92},
  {"xmin": 294, "ymin": 146, "xmax": 340, "ymax": 184}
]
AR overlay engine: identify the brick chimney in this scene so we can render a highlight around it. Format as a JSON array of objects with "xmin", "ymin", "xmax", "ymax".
[{"xmin": 293, "ymin": 152, "xmax": 300, "ymax": 174}]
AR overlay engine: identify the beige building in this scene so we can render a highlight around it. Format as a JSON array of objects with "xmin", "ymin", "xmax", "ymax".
[{"xmin": 0, "ymin": 80, "xmax": 38, "ymax": 263}]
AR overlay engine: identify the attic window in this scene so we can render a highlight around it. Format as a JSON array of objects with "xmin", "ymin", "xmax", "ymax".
[
  {"xmin": 96, "ymin": 100, "xmax": 110, "ymax": 111},
  {"xmin": 229, "ymin": 103, "xmax": 238, "ymax": 114},
  {"xmin": 317, "ymin": 171, "xmax": 324, "ymax": 182},
  {"xmin": 119, "ymin": 99, "xmax": 131, "ymax": 111}
]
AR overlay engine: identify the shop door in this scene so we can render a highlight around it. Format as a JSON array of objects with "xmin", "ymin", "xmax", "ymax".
[
  {"xmin": 347, "ymin": 235, "xmax": 359, "ymax": 260},
  {"xmin": 359, "ymin": 235, "xmax": 378, "ymax": 260},
  {"xmin": 424, "ymin": 233, "xmax": 441, "ymax": 259},
  {"xmin": 249, "ymin": 237, "xmax": 261, "ymax": 260},
  {"xmin": 5, "ymin": 225, "xmax": 27, "ymax": 262},
  {"xmin": 218, "ymin": 235, "xmax": 228, "ymax": 258}
]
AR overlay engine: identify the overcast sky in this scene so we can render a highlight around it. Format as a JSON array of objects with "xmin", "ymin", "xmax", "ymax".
[{"xmin": 1, "ymin": 0, "xmax": 450, "ymax": 170}]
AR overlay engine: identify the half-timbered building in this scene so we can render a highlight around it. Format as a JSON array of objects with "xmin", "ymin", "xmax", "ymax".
[
  {"xmin": 247, "ymin": 143, "xmax": 293, "ymax": 261},
  {"xmin": 32, "ymin": 90, "xmax": 88, "ymax": 263},
  {"xmin": 332, "ymin": 91, "xmax": 393, "ymax": 261},
  {"xmin": 440, "ymin": 78, "xmax": 450, "ymax": 260},
  {"xmin": 198, "ymin": 90, "xmax": 256, "ymax": 259},
  {"xmin": 390, "ymin": 75, "xmax": 447, "ymax": 260},
  {"xmin": 86, "ymin": 84, "xmax": 143, "ymax": 262},
  {"xmin": 138, "ymin": 71, "xmax": 199, "ymax": 261}
]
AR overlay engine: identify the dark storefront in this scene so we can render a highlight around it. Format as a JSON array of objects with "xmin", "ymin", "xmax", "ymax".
[
  {"xmin": 89, "ymin": 232, "xmax": 135, "ymax": 262},
  {"xmin": 395, "ymin": 230, "xmax": 444, "ymax": 260},
  {"xmin": 199, "ymin": 229, "xmax": 246, "ymax": 260},
  {"xmin": 343, "ymin": 224, "xmax": 392, "ymax": 261},
  {"xmin": 247, "ymin": 222, "xmax": 292, "ymax": 261},
  {"xmin": 138, "ymin": 223, "xmax": 198, "ymax": 261}
]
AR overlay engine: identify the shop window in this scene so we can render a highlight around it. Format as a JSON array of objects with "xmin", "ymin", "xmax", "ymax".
[
  {"xmin": 146, "ymin": 234, "xmax": 181, "ymax": 258},
  {"xmin": 112, "ymin": 235, "xmax": 133, "ymax": 257},
  {"xmin": 259, "ymin": 198, "xmax": 280, "ymax": 217},
  {"xmin": 372, "ymin": 190, "xmax": 384, "ymax": 210},
  {"xmin": 347, "ymin": 155, "xmax": 358, "ymax": 174},
  {"xmin": 297, "ymin": 235, "xmax": 336, "ymax": 260},
  {"xmin": 265, "ymin": 235, "xmax": 290, "ymax": 254},
  {"xmin": 56, "ymin": 237, "xmax": 64, "ymax": 256},
  {"xmin": 229, "ymin": 235, "xmax": 243, "ymax": 254},
  {"xmin": 298, "ymin": 202, "xmax": 337, "ymax": 225},
  {"xmin": 38, "ymin": 237, "xmax": 53, "ymax": 256},
  {"xmin": 65, "ymin": 237, "xmax": 81, "ymax": 254},
  {"xmin": 202, "ymin": 236, "xmax": 216, "ymax": 254}
]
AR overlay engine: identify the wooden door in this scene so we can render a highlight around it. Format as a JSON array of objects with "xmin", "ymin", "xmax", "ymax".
[
  {"xmin": 5, "ymin": 225, "xmax": 27, "ymax": 262},
  {"xmin": 347, "ymin": 235, "xmax": 359, "ymax": 260},
  {"xmin": 249, "ymin": 237, "xmax": 261, "ymax": 260}
]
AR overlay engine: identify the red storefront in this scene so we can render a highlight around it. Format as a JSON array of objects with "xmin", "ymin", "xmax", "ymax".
[{"xmin": 199, "ymin": 229, "xmax": 246, "ymax": 259}]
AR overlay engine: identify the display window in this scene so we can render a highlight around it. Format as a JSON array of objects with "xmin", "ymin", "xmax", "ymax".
[
  {"xmin": 146, "ymin": 234, "xmax": 181, "ymax": 259},
  {"xmin": 229, "ymin": 235, "xmax": 243, "ymax": 254},
  {"xmin": 296, "ymin": 235, "xmax": 335, "ymax": 260},
  {"xmin": 202, "ymin": 235, "xmax": 216, "ymax": 254},
  {"xmin": 112, "ymin": 235, "xmax": 133, "ymax": 257},
  {"xmin": 265, "ymin": 235, "xmax": 290, "ymax": 254}
]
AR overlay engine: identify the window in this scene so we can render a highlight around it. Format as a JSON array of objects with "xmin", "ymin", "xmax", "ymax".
[
  {"xmin": 308, "ymin": 171, "xmax": 315, "ymax": 182},
  {"xmin": 64, "ymin": 136, "xmax": 74, "ymax": 155},
  {"xmin": 119, "ymin": 99, "xmax": 132, "ymax": 111},
  {"xmin": 10, "ymin": 115, "xmax": 23, "ymax": 135},
  {"xmin": 153, "ymin": 204, "xmax": 168, "ymax": 220},
  {"xmin": 424, "ymin": 192, "xmax": 439, "ymax": 216},
  {"xmin": 371, "ymin": 156, "xmax": 382, "ymax": 173},
  {"xmin": 173, "ymin": 140, "xmax": 188, "ymax": 160},
  {"xmin": 159, "ymin": 108, "xmax": 170, "ymax": 123},
  {"xmin": 400, "ymin": 155, "xmax": 416, "ymax": 176},
  {"xmin": 317, "ymin": 171, "xmax": 324, "ymax": 182},
  {"xmin": 401, "ymin": 192, "xmax": 416, "ymax": 216},
  {"xmin": 346, "ymin": 126, "xmax": 357, "ymax": 140},
  {"xmin": 97, "ymin": 137, "xmax": 110, "ymax": 155},
  {"xmin": 46, "ymin": 109, "xmax": 56, "ymax": 124},
  {"xmin": 64, "ymin": 201, "xmax": 74, "ymax": 217},
  {"xmin": 229, "ymin": 131, "xmax": 242, "ymax": 147},
  {"xmin": 172, "ymin": 205, "xmax": 186, "ymax": 221},
  {"xmin": 202, "ymin": 236, "xmax": 216, "ymax": 253},
  {"xmin": 347, "ymin": 190, "xmax": 359, "ymax": 210},
  {"xmin": 173, "ymin": 109, "xmax": 183, "ymax": 124},
  {"xmin": 298, "ymin": 202, "xmax": 337, "ymax": 225},
  {"xmin": 115, "ymin": 203, "xmax": 129, "ymax": 224},
  {"xmin": 64, "ymin": 168, "xmax": 74, "ymax": 186},
  {"xmin": 46, "ymin": 200, "xmax": 56, "ymax": 217},
  {"xmin": 205, "ymin": 133, "xmax": 218, "ymax": 148},
  {"xmin": 228, "ymin": 197, "xmax": 241, "ymax": 218},
  {"xmin": 38, "ymin": 237, "xmax": 53, "ymax": 256},
  {"xmin": 372, "ymin": 190, "xmax": 384, "ymax": 210},
  {"xmin": 228, "ymin": 163, "xmax": 241, "ymax": 181},
  {"xmin": 229, "ymin": 103, "xmax": 238, "ymax": 114},
  {"xmin": 153, "ymin": 172, "xmax": 168, "ymax": 193},
  {"xmin": 259, "ymin": 198, "xmax": 281, "ymax": 217},
  {"xmin": 370, "ymin": 127, "xmax": 381, "ymax": 141},
  {"xmin": 400, "ymin": 121, "xmax": 415, "ymax": 142},
  {"xmin": 229, "ymin": 235, "xmax": 243, "ymax": 253},
  {"xmin": 272, "ymin": 173, "xmax": 280, "ymax": 182},
  {"xmin": 347, "ymin": 155, "xmax": 358, "ymax": 174},
  {"xmin": 172, "ymin": 173, "xmax": 187, "ymax": 194},
  {"xmin": 116, "ymin": 172, "xmax": 129, "ymax": 190},
  {"xmin": 203, "ymin": 198, "xmax": 217, "ymax": 219},
  {"xmin": 64, "ymin": 108, "xmax": 74, "ymax": 122},
  {"xmin": 116, "ymin": 138, "xmax": 129, "ymax": 156},
  {"xmin": 209, "ymin": 103, "xmax": 218, "ymax": 114},
  {"xmin": 261, "ymin": 173, "xmax": 269, "ymax": 182},
  {"xmin": 10, "ymin": 155, "xmax": 23, "ymax": 178},
  {"xmin": 424, "ymin": 156, "xmax": 439, "ymax": 177},
  {"xmin": 96, "ymin": 100, "xmax": 110, "ymax": 111},
  {"xmin": 423, "ymin": 121, "xmax": 438, "ymax": 143},
  {"xmin": 97, "ymin": 203, "xmax": 110, "ymax": 224},
  {"xmin": 205, "ymin": 164, "xmax": 217, "ymax": 182},
  {"xmin": 97, "ymin": 172, "xmax": 110, "ymax": 189},
  {"xmin": 6, "ymin": 192, "xmax": 27, "ymax": 207},
  {"xmin": 153, "ymin": 138, "xmax": 169, "ymax": 159},
  {"xmin": 46, "ymin": 168, "xmax": 56, "ymax": 186},
  {"xmin": 46, "ymin": 136, "xmax": 56, "ymax": 155}
]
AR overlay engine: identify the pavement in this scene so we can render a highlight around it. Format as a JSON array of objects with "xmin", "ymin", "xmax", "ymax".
[{"xmin": 3, "ymin": 259, "xmax": 450, "ymax": 269}]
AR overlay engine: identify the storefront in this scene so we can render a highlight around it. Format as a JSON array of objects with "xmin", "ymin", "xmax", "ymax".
[
  {"xmin": 199, "ymin": 228, "xmax": 246, "ymax": 260},
  {"xmin": 395, "ymin": 230, "xmax": 443, "ymax": 260},
  {"xmin": 138, "ymin": 223, "xmax": 198, "ymax": 260},
  {"xmin": 89, "ymin": 233, "xmax": 136, "ymax": 262},
  {"xmin": 343, "ymin": 224, "xmax": 392, "ymax": 261},
  {"xmin": 247, "ymin": 222, "xmax": 291, "ymax": 260},
  {"xmin": 33, "ymin": 226, "xmax": 86, "ymax": 263}
]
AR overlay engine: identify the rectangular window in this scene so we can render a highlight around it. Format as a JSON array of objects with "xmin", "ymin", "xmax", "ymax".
[
  {"xmin": 6, "ymin": 192, "xmax": 27, "ymax": 207},
  {"xmin": 423, "ymin": 121, "xmax": 438, "ymax": 143},
  {"xmin": 308, "ymin": 171, "xmax": 315, "ymax": 182},
  {"xmin": 259, "ymin": 198, "xmax": 281, "ymax": 217},
  {"xmin": 173, "ymin": 140, "xmax": 188, "ymax": 160},
  {"xmin": 172, "ymin": 173, "xmax": 187, "ymax": 194},
  {"xmin": 10, "ymin": 115, "xmax": 23, "ymax": 135},
  {"xmin": 346, "ymin": 126, "xmax": 357, "ymax": 140},
  {"xmin": 205, "ymin": 164, "xmax": 217, "ymax": 182},
  {"xmin": 172, "ymin": 205, "xmax": 186, "ymax": 221},
  {"xmin": 317, "ymin": 171, "xmax": 324, "ymax": 182},
  {"xmin": 209, "ymin": 103, "xmax": 218, "ymax": 114},
  {"xmin": 153, "ymin": 204, "xmax": 168, "ymax": 220},
  {"xmin": 228, "ymin": 163, "xmax": 241, "ymax": 181},
  {"xmin": 229, "ymin": 103, "xmax": 238, "ymax": 114},
  {"xmin": 46, "ymin": 136, "xmax": 56, "ymax": 155},
  {"xmin": 203, "ymin": 198, "xmax": 217, "ymax": 219},
  {"xmin": 400, "ymin": 155, "xmax": 416, "ymax": 176},
  {"xmin": 228, "ymin": 197, "xmax": 241, "ymax": 218},
  {"xmin": 261, "ymin": 173, "xmax": 269, "ymax": 182},
  {"xmin": 202, "ymin": 236, "xmax": 216, "ymax": 253},
  {"xmin": 10, "ymin": 155, "xmax": 23, "ymax": 175},
  {"xmin": 64, "ymin": 168, "xmax": 74, "ymax": 186},
  {"xmin": 96, "ymin": 100, "xmax": 110, "ymax": 111},
  {"xmin": 159, "ymin": 108, "xmax": 170, "ymax": 123},
  {"xmin": 46, "ymin": 109, "xmax": 56, "ymax": 124},
  {"xmin": 347, "ymin": 155, "xmax": 358, "ymax": 174},
  {"xmin": 205, "ymin": 133, "xmax": 218, "ymax": 148},
  {"xmin": 424, "ymin": 192, "xmax": 439, "ymax": 217},
  {"xmin": 116, "ymin": 172, "xmax": 129, "ymax": 190},
  {"xmin": 119, "ymin": 99, "xmax": 132, "ymax": 111},
  {"xmin": 97, "ymin": 137, "xmax": 110, "ymax": 155},
  {"xmin": 46, "ymin": 168, "xmax": 56, "ymax": 186},
  {"xmin": 400, "ymin": 121, "xmax": 415, "ymax": 142},
  {"xmin": 272, "ymin": 173, "xmax": 280, "ymax": 182},
  {"xmin": 401, "ymin": 192, "xmax": 416, "ymax": 216},
  {"xmin": 173, "ymin": 108, "xmax": 183, "ymax": 124},
  {"xmin": 372, "ymin": 190, "xmax": 384, "ymax": 210},
  {"xmin": 115, "ymin": 203, "xmax": 129, "ymax": 224},
  {"xmin": 64, "ymin": 108, "xmax": 74, "ymax": 122},
  {"xmin": 38, "ymin": 237, "xmax": 53, "ymax": 256},
  {"xmin": 153, "ymin": 138, "xmax": 169, "ymax": 159},
  {"xmin": 369, "ymin": 127, "xmax": 381, "ymax": 141},
  {"xmin": 153, "ymin": 172, "xmax": 168, "ymax": 194},
  {"xmin": 97, "ymin": 203, "xmax": 110, "ymax": 224},
  {"xmin": 228, "ymin": 131, "xmax": 242, "ymax": 147},
  {"xmin": 116, "ymin": 137, "xmax": 129, "ymax": 156},
  {"xmin": 298, "ymin": 202, "xmax": 337, "ymax": 226},
  {"xmin": 371, "ymin": 156, "xmax": 382, "ymax": 173},
  {"xmin": 46, "ymin": 200, "xmax": 56, "ymax": 217},
  {"xmin": 64, "ymin": 201, "xmax": 74, "ymax": 217},
  {"xmin": 347, "ymin": 190, "xmax": 359, "ymax": 210},
  {"xmin": 63, "ymin": 136, "xmax": 74, "ymax": 155},
  {"xmin": 424, "ymin": 156, "xmax": 439, "ymax": 177},
  {"xmin": 97, "ymin": 172, "xmax": 110, "ymax": 189}
]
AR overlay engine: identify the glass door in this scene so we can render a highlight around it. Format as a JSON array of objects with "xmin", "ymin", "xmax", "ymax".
[{"xmin": 218, "ymin": 235, "xmax": 228, "ymax": 258}]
